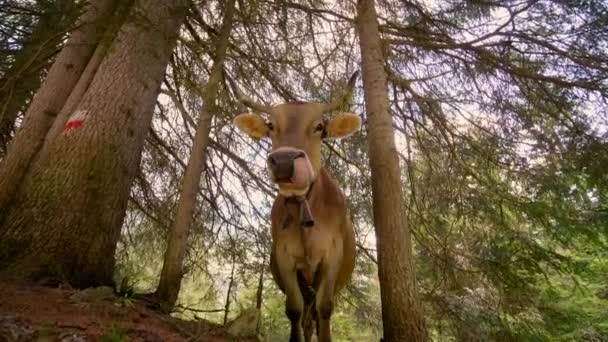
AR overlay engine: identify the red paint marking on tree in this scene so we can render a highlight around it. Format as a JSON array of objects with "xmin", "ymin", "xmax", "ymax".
[
  {"xmin": 63, "ymin": 120, "xmax": 83, "ymax": 131},
  {"xmin": 63, "ymin": 110, "xmax": 89, "ymax": 132}
]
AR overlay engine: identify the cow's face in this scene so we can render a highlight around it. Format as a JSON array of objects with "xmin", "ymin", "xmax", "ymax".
[{"xmin": 234, "ymin": 103, "xmax": 360, "ymax": 197}]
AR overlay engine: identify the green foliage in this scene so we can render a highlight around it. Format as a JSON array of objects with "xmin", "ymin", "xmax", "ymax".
[
  {"xmin": 402, "ymin": 112, "xmax": 608, "ymax": 339},
  {"xmin": 114, "ymin": 216, "xmax": 166, "ymax": 293},
  {"xmin": 538, "ymin": 246, "xmax": 608, "ymax": 341},
  {"xmin": 38, "ymin": 320, "xmax": 56, "ymax": 339},
  {"xmin": 101, "ymin": 323, "xmax": 128, "ymax": 342}
]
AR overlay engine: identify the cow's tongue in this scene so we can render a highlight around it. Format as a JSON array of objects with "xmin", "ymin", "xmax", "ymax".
[{"xmin": 287, "ymin": 157, "xmax": 312, "ymax": 189}]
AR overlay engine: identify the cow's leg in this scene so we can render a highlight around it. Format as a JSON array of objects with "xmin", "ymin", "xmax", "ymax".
[
  {"xmin": 315, "ymin": 265, "xmax": 338, "ymax": 342},
  {"xmin": 300, "ymin": 270, "xmax": 318, "ymax": 342},
  {"xmin": 303, "ymin": 301, "xmax": 315, "ymax": 342},
  {"xmin": 279, "ymin": 263, "xmax": 305, "ymax": 342},
  {"xmin": 286, "ymin": 282, "xmax": 305, "ymax": 341}
]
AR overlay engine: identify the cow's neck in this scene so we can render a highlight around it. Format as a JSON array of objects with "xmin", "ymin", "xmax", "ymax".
[
  {"xmin": 308, "ymin": 167, "xmax": 331, "ymax": 203},
  {"xmin": 280, "ymin": 167, "xmax": 335, "ymax": 228}
]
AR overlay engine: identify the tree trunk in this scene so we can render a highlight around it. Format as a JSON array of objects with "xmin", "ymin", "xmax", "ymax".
[
  {"xmin": 255, "ymin": 256, "xmax": 265, "ymax": 335},
  {"xmin": 0, "ymin": 0, "xmax": 118, "ymax": 213},
  {"xmin": 43, "ymin": 0, "xmax": 137, "ymax": 145},
  {"xmin": 155, "ymin": 0, "xmax": 236, "ymax": 308},
  {"xmin": 0, "ymin": 0, "xmax": 188, "ymax": 288},
  {"xmin": 0, "ymin": 0, "xmax": 79, "ymax": 153},
  {"xmin": 224, "ymin": 258, "xmax": 237, "ymax": 325},
  {"xmin": 355, "ymin": 0, "xmax": 429, "ymax": 341}
]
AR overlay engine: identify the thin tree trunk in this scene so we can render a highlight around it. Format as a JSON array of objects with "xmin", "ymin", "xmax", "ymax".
[
  {"xmin": 0, "ymin": 0, "xmax": 188, "ymax": 288},
  {"xmin": 255, "ymin": 256, "xmax": 265, "ymax": 335},
  {"xmin": 355, "ymin": 0, "xmax": 429, "ymax": 341},
  {"xmin": 0, "ymin": 0, "xmax": 118, "ymax": 213},
  {"xmin": 224, "ymin": 258, "xmax": 237, "ymax": 325},
  {"xmin": 155, "ymin": 0, "xmax": 236, "ymax": 308},
  {"xmin": 255, "ymin": 260, "xmax": 265, "ymax": 311}
]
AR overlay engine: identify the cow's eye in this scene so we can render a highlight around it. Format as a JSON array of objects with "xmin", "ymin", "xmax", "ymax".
[
  {"xmin": 314, "ymin": 123, "xmax": 324, "ymax": 132},
  {"xmin": 266, "ymin": 122, "xmax": 274, "ymax": 131}
]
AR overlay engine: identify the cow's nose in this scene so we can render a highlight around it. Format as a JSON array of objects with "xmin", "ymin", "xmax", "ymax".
[{"xmin": 267, "ymin": 150, "xmax": 305, "ymax": 181}]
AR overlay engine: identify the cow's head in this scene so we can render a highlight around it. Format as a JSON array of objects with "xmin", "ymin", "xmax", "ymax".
[{"xmin": 233, "ymin": 72, "xmax": 360, "ymax": 197}]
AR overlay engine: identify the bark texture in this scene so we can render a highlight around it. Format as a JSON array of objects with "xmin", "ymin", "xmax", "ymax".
[
  {"xmin": 155, "ymin": 0, "xmax": 236, "ymax": 308},
  {"xmin": 43, "ymin": 0, "xmax": 137, "ymax": 145},
  {"xmin": 355, "ymin": 0, "xmax": 429, "ymax": 340},
  {"xmin": 0, "ymin": 0, "xmax": 118, "ymax": 213},
  {"xmin": 0, "ymin": 0, "xmax": 188, "ymax": 288}
]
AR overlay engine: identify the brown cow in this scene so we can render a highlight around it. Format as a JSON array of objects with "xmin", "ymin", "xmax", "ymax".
[{"xmin": 232, "ymin": 73, "xmax": 360, "ymax": 342}]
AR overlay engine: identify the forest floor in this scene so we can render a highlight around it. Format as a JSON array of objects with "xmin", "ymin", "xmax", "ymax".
[{"xmin": 0, "ymin": 276, "xmax": 257, "ymax": 341}]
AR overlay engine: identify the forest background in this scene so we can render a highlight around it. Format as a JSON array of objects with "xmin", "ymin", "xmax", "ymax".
[{"xmin": 0, "ymin": 0, "xmax": 607, "ymax": 341}]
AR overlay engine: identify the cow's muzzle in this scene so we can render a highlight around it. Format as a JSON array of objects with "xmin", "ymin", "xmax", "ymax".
[
  {"xmin": 267, "ymin": 147, "xmax": 313, "ymax": 193},
  {"xmin": 267, "ymin": 150, "xmax": 304, "ymax": 181}
]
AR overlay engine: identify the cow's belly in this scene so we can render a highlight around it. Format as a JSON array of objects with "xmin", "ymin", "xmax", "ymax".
[{"xmin": 273, "ymin": 224, "xmax": 344, "ymax": 285}]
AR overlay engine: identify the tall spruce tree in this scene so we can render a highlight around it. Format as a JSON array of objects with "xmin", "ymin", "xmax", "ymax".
[{"xmin": 0, "ymin": 0, "xmax": 188, "ymax": 287}]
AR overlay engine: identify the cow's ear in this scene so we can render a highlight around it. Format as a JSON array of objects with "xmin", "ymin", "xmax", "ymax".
[
  {"xmin": 233, "ymin": 113, "xmax": 268, "ymax": 139},
  {"xmin": 325, "ymin": 113, "xmax": 361, "ymax": 139}
]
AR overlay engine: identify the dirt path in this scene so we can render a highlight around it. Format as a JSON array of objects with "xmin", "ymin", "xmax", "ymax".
[{"xmin": 0, "ymin": 277, "xmax": 254, "ymax": 341}]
